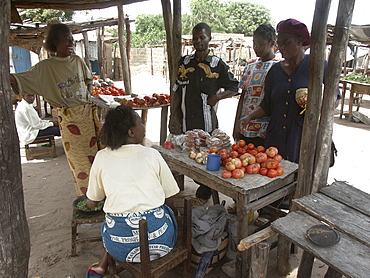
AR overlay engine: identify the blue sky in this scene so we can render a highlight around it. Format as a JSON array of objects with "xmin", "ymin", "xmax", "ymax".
[{"xmin": 75, "ymin": 0, "xmax": 369, "ymax": 30}]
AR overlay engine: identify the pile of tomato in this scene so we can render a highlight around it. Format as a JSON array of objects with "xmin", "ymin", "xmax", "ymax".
[
  {"xmin": 210, "ymin": 140, "xmax": 284, "ymax": 179},
  {"xmin": 120, "ymin": 93, "xmax": 170, "ymax": 108},
  {"xmin": 92, "ymin": 86, "xmax": 126, "ymax": 97}
]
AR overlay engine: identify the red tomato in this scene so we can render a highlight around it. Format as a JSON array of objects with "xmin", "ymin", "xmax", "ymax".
[
  {"xmin": 232, "ymin": 169, "xmax": 245, "ymax": 179},
  {"xmin": 256, "ymin": 145, "xmax": 266, "ymax": 153},
  {"xmin": 265, "ymin": 146, "xmax": 278, "ymax": 158},
  {"xmin": 225, "ymin": 161, "xmax": 236, "ymax": 171},
  {"xmin": 209, "ymin": 146, "xmax": 219, "ymax": 154},
  {"xmin": 247, "ymin": 143, "xmax": 255, "ymax": 150},
  {"xmin": 240, "ymin": 153, "xmax": 256, "ymax": 166},
  {"xmin": 237, "ymin": 147, "xmax": 247, "ymax": 155},
  {"xmin": 246, "ymin": 163, "xmax": 260, "ymax": 174},
  {"xmin": 229, "ymin": 150, "xmax": 239, "ymax": 158},
  {"xmin": 162, "ymin": 141, "xmax": 174, "ymax": 149},
  {"xmin": 249, "ymin": 149, "xmax": 258, "ymax": 156},
  {"xmin": 218, "ymin": 149, "xmax": 229, "ymax": 155},
  {"xmin": 267, "ymin": 169, "xmax": 278, "ymax": 178},
  {"xmin": 221, "ymin": 170, "xmax": 232, "ymax": 179},
  {"xmin": 240, "ymin": 166, "xmax": 247, "ymax": 173},
  {"xmin": 232, "ymin": 144, "xmax": 239, "ymax": 151},
  {"xmin": 255, "ymin": 152, "xmax": 268, "ymax": 163},
  {"xmin": 223, "ymin": 157, "xmax": 232, "ymax": 166},
  {"xmin": 273, "ymin": 154, "xmax": 283, "ymax": 162},
  {"xmin": 265, "ymin": 159, "xmax": 279, "ymax": 169},
  {"xmin": 238, "ymin": 140, "xmax": 246, "ymax": 147},
  {"xmin": 259, "ymin": 168, "xmax": 268, "ymax": 176},
  {"xmin": 219, "ymin": 152, "xmax": 229, "ymax": 161},
  {"xmin": 276, "ymin": 166, "xmax": 284, "ymax": 176}
]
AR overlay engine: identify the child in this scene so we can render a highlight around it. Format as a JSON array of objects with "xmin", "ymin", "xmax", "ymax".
[
  {"xmin": 233, "ymin": 24, "xmax": 280, "ymax": 146},
  {"xmin": 85, "ymin": 105, "xmax": 179, "ymax": 277}
]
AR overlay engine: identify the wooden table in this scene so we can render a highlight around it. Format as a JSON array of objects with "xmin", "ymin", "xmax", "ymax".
[
  {"xmin": 153, "ymin": 145, "xmax": 298, "ymax": 277},
  {"xmin": 92, "ymin": 97, "xmax": 169, "ymax": 145},
  {"xmin": 271, "ymin": 181, "xmax": 370, "ymax": 277},
  {"xmin": 339, "ymin": 79, "xmax": 370, "ymax": 121}
]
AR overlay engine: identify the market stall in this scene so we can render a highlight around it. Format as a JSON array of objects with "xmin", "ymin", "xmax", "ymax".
[{"xmin": 152, "ymin": 144, "xmax": 298, "ymax": 276}]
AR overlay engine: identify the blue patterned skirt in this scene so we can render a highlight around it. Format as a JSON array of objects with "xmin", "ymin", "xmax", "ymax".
[{"xmin": 101, "ymin": 205, "xmax": 178, "ymax": 262}]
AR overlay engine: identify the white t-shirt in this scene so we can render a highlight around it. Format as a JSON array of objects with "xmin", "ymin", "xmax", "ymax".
[
  {"xmin": 87, "ymin": 144, "xmax": 179, "ymax": 213},
  {"xmin": 15, "ymin": 99, "xmax": 53, "ymax": 145}
]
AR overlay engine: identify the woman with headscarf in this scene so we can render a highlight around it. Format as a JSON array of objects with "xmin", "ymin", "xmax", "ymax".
[{"xmin": 238, "ymin": 18, "xmax": 340, "ymax": 163}]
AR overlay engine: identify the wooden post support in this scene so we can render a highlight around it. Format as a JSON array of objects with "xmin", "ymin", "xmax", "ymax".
[
  {"xmin": 237, "ymin": 226, "xmax": 276, "ymax": 252},
  {"xmin": 117, "ymin": 5, "xmax": 132, "ymax": 95},
  {"xmin": 249, "ymin": 241, "xmax": 270, "ymax": 278},
  {"xmin": 324, "ymin": 267, "xmax": 343, "ymax": 278},
  {"xmin": 297, "ymin": 250, "xmax": 314, "ymax": 278},
  {"xmin": 82, "ymin": 31, "xmax": 91, "ymax": 71},
  {"xmin": 277, "ymin": 234, "xmax": 291, "ymax": 276},
  {"xmin": 312, "ymin": 0, "xmax": 355, "ymax": 192}
]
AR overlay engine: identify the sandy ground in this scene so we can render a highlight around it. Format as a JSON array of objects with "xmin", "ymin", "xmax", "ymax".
[{"xmin": 22, "ymin": 73, "xmax": 370, "ymax": 278}]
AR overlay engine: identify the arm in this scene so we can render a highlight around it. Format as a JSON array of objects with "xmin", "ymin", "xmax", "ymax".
[
  {"xmin": 238, "ymin": 106, "xmax": 267, "ymax": 133},
  {"xmin": 10, "ymin": 74, "xmax": 20, "ymax": 93},
  {"xmin": 207, "ymin": 89, "xmax": 238, "ymax": 107},
  {"xmin": 168, "ymin": 89, "xmax": 183, "ymax": 135},
  {"xmin": 233, "ymin": 89, "xmax": 245, "ymax": 140}
]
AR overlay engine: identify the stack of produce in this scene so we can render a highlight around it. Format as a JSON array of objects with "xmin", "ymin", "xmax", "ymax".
[
  {"xmin": 120, "ymin": 93, "xmax": 170, "ymax": 108},
  {"xmin": 92, "ymin": 85, "xmax": 126, "ymax": 97},
  {"xmin": 217, "ymin": 140, "xmax": 284, "ymax": 179},
  {"xmin": 206, "ymin": 129, "xmax": 231, "ymax": 148},
  {"xmin": 171, "ymin": 129, "xmax": 210, "ymax": 153}
]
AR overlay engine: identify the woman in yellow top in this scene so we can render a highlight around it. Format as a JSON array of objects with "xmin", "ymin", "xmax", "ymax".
[{"xmin": 10, "ymin": 23, "xmax": 101, "ymax": 195}]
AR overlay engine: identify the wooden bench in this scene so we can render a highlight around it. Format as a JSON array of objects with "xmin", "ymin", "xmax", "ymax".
[
  {"xmin": 25, "ymin": 135, "xmax": 56, "ymax": 160},
  {"xmin": 271, "ymin": 211, "xmax": 370, "ymax": 278}
]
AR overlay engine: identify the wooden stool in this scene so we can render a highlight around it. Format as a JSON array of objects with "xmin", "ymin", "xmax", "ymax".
[
  {"xmin": 71, "ymin": 208, "xmax": 105, "ymax": 256},
  {"xmin": 25, "ymin": 135, "xmax": 56, "ymax": 160}
]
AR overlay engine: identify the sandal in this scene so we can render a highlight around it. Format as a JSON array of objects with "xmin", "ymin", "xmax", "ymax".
[{"xmin": 86, "ymin": 262, "xmax": 105, "ymax": 278}]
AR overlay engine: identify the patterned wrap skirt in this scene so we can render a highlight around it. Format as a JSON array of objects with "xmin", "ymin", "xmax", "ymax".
[
  {"xmin": 57, "ymin": 104, "xmax": 102, "ymax": 195},
  {"xmin": 102, "ymin": 205, "xmax": 178, "ymax": 262}
]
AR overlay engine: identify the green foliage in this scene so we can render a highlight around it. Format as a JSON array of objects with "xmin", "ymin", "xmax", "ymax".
[
  {"xmin": 132, "ymin": 14, "xmax": 166, "ymax": 47},
  {"xmin": 19, "ymin": 9, "xmax": 74, "ymax": 23},
  {"xmin": 343, "ymin": 73, "xmax": 370, "ymax": 84},
  {"xmin": 185, "ymin": 0, "xmax": 271, "ymax": 36}
]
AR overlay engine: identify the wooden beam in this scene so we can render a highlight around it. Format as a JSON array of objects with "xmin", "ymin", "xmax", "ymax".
[
  {"xmin": 312, "ymin": 0, "xmax": 355, "ymax": 192},
  {"xmin": 82, "ymin": 31, "xmax": 91, "ymax": 71},
  {"xmin": 11, "ymin": 2, "xmax": 22, "ymax": 23},
  {"xmin": 295, "ymin": 0, "xmax": 331, "ymax": 198},
  {"xmin": 117, "ymin": 5, "xmax": 131, "ymax": 94}
]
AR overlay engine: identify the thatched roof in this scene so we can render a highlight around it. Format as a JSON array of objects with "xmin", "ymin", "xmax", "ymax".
[{"xmin": 11, "ymin": 0, "xmax": 147, "ymax": 11}]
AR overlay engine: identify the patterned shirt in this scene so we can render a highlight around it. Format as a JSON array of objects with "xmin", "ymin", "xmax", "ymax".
[
  {"xmin": 238, "ymin": 58, "xmax": 280, "ymax": 138},
  {"xmin": 174, "ymin": 51, "xmax": 239, "ymax": 133}
]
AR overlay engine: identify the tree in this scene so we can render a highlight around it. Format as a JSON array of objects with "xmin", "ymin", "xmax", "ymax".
[
  {"xmin": 1, "ymin": 1, "xmax": 30, "ymax": 277},
  {"xmin": 223, "ymin": 1, "xmax": 272, "ymax": 35},
  {"xmin": 131, "ymin": 14, "xmax": 166, "ymax": 47},
  {"xmin": 19, "ymin": 9, "xmax": 74, "ymax": 23},
  {"xmin": 183, "ymin": 0, "xmax": 272, "ymax": 36}
]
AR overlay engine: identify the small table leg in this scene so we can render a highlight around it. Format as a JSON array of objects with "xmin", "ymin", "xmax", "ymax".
[
  {"xmin": 160, "ymin": 105, "xmax": 169, "ymax": 145},
  {"xmin": 235, "ymin": 193, "xmax": 249, "ymax": 278},
  {"xmin": 71, "ymin": 222, "xmax": 77, "ymax": 257}
]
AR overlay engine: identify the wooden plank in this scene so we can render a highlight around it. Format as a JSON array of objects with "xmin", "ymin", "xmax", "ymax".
[
  {"xmin": 238, "ymin": 226, "xmax": 277, "ymax": 252},
  {"xmin": 271, "ymin": 211, "xmax": 370, "ymax": 278},
  {"xmin": 320, "ymin": 181, "xmax": 370, "ymax": 217},
  {"xmin": 293, "ymin": 193, "xmax": 370, "ymax": 247},
  {"xmin": 245, "ymin": 182, "xmax": 296, "ymax": 213}
]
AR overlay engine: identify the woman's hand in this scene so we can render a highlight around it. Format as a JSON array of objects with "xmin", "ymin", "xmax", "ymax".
[
  {"xmin": 86, "ymin": 199, "xmax": 100, "ymax": 210},
  {"xmin": 238, "ymin": 115, "xmax": 251, "ymax": 133}
]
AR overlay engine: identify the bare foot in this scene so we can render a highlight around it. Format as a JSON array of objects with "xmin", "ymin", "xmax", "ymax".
[{"xmin": 91, "ymin": 265, "xmax": 105, "ymax": 275}]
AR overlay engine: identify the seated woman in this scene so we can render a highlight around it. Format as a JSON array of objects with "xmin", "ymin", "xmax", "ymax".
[
  {"xmin": 15, "ymin": 93, "xmax": 60, "ymax": 146},
  {"xmin": 86, "ymin": 105, "xmax": 180, "ymax": 277}
]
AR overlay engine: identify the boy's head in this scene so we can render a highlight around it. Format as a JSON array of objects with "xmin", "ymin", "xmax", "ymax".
[{"xmin": 22, "ymin": 93, "xmax": 35, "ymax": 104}]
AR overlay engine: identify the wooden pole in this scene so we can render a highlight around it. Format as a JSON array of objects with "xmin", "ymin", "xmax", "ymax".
[
  {"xmin": 82, "ymin": 31, "xmax": 91, "ymax": 71},
  {"xmin": 249, "ymin": 241, "xmax": 270, "ymax": 278},
  {"xmin": 312, "ymin": 0, "xmax": 355, "ymax": 192},
  {"xmin": 0, "ymin": 0, "xmax": 30, "ymax": 276},
  {"xmin": 276, "ymin": 235, "xmax": 291, "ymax": 276},
  {"xmin": 161, "ymin": 0, "xmax": 174, "ymax": 89},
  {"xmin": 295, "ymin": 0, "xmax": 331, "ymax": 199},
  {"xmin": 117, "ymin": 5, "xmax": 132, "ymax": 95},
  {"xmin": 97, "ymin": 27, "xmax": 105, "ymax": 79},
  {"xmin": 125, "ymin": 15, "xmax": 131, "ymax": 64}
]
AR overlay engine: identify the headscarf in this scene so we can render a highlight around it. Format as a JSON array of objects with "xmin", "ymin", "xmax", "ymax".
[{"xmin": 277, "ymin": 18, "xmax": 311, "ymax": 46}]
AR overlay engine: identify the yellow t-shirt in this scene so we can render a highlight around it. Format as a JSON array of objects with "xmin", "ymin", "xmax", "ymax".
[
  {"xmin": 87, "ymin": 144, "xmax": 180, "ymax": 214},
  {"xmin": 12, "ymin": 55, "xmax": 93, "ymax": 108}
]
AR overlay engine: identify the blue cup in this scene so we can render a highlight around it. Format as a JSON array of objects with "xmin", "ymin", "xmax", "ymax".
[{"xmin": 206, "ymin": 154, "xmax": 221, "ymax": 171}]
